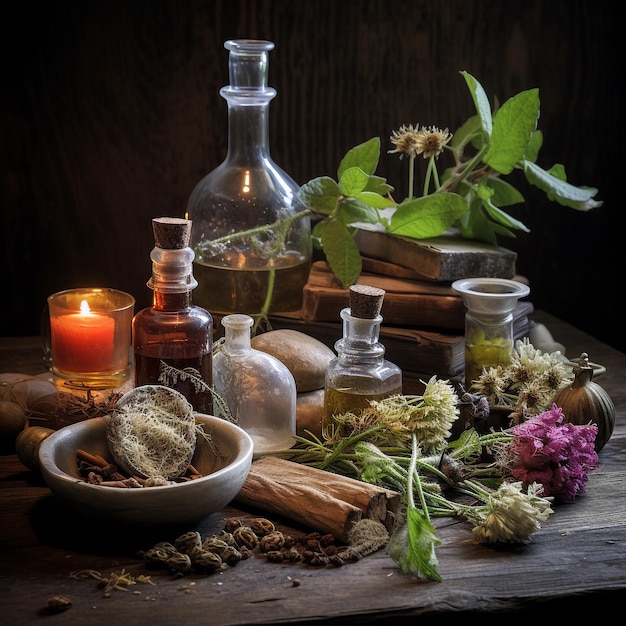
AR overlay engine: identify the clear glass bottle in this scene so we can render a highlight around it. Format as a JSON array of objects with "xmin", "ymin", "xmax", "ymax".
[
  {"xmin": 213, "ymin": 314, "xmax": 296, "ymax": 456},
  {"xmin": 452, "ymin": 277, "xmax": 530, "ymax": 389},
  {"xmin": 323, "ymin": 285, "xmax": 403, "ymax": 430},
  {"xmin": 186, "ymin": 39, "xmax": 311, "ymax": 320},
  {"xmin": 133, "ymin": 217, "xmax": 213, "ymax": 413}
]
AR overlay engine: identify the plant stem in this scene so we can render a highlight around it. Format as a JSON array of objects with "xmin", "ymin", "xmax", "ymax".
[
  {"xmin": 197, "ymin": 209, "xmax": 311, "ymax": 248},
  {"xmin": 437, "ymin": 147, "xmax": 487, "ymax": 194},
  {"xmin": 408, "ymin": 154, "xmax": 415, "ymax": 199}
]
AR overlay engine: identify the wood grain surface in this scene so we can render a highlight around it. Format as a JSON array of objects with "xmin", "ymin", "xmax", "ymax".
[{"xmin": 0, "ymin": 310, "xmax": 625, "ymax": 622}]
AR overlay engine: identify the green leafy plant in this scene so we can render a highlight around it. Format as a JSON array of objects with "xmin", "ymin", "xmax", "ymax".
[{"xmin": 298, "ymin": 70, "xmax": 602, "ymax": 289}]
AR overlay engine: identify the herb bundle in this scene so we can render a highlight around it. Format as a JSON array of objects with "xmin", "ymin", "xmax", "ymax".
[{"xmin": 270, "ymin": 370, "xmax": 599, "ymax": 582}]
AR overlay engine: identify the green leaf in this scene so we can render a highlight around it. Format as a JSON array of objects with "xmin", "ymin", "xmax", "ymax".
[
  {"xmin": 484, "ymin": 88, "xmax": 540, "ymax": 175},
  {"xmin": 547, "ymin": 163, "xmax": 567, "ymax": 182},
  {"xmin": 460, "ymin": 71, "xmax": 493, "ymax": 137},
  {"xmin": 339, "ymin": 166, "xmax": 370, "ymax": 196},
  {"xmin": 450, "ymin": 114, "xmax": 483, "ymax": 152},
  {"xmin": 482, "ymin": 198, "xmax": 530, "ymax": 232},
  {"xmin": 339, "ymin": 197, "xmax": 382, "ymax": 226},
  {"xmin": 388, "ymin": 193, "xmax": 468, "ymax": 238},
  {"xmin": 354, "ymin": 191, "xmax": 396, "ymax": 210},
  {"xmin": 457, "ymin": 200, "xmax": 502, "ymax": 245},
  {"xmin": 319, "ymin": 219, "xmax": 362, "ymax": 288},
  {"xmin": 298, "ymin": 177, "xmax": 341, "ymax": 215},
  {"xmin": 364, "ymin": 174, "xmax": 394, "ymax": 196},
  {"xmin": 388, "ymin": 507, "xmax": 442, "ymax": 582},
  {"xmin": 523, "ymin": 160, "xmax": 603, "ymax": 210},
  {"xmin": 338, "ymin": 137, "xmax": 380, "ymax": 178},
  {"xmin": 447, "ymin": 428, "xmax": 483, "ymax": 461},
  {"xmin": 525, "ymin": 129, "xmax": 543, "ymax": 163},
  {"xmin": 485, "ymin": 176, "xmax": 525, "ymax": 207}
]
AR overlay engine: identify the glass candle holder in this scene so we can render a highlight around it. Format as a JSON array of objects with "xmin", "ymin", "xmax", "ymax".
[
  {"xmin": 47, "ymin": 288, "xmax": 135, "ymax": 391},
  {"xmin": 452, "ymin": 277, "xmax": 530, "ymax": 388}
]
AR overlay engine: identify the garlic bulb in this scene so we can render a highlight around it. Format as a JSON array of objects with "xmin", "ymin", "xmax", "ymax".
[{"xmin": 555, "ymin": 353, "xmax": 615, "ymax": 452}]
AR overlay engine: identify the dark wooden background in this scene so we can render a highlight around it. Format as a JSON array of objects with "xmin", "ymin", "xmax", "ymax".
[{"xmin": 1, "ymin": 0, "xmax": 622, "ymax": 355}]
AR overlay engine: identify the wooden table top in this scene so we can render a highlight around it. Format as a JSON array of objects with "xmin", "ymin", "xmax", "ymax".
[{"xmin": 1, "ymin": 310, "xmax": 625, "ymax": 623}]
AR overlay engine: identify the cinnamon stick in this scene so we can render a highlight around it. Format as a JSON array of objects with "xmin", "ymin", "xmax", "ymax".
[
  {"xmin": 235, "ymin": 457, "xmax": 401, "ymax": 542},
  {"xmin": 76, "ymin": 449, "xmax": 109, "ymax": 468}
]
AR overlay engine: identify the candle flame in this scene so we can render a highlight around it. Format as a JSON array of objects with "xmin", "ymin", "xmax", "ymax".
[{"xmin": 79, "ymin": 300, "xmax": 92, "ymax": 315}]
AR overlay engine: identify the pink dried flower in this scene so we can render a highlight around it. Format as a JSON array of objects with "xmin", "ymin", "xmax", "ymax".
[{"xmin": 505, "ymin": 404, "xmax": 598, "ymax": 503}]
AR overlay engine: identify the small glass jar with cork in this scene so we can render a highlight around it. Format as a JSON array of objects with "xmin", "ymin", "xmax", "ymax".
[{"xmin": 323, "ymin": 284, "xmax": 403, "ymax": 431}]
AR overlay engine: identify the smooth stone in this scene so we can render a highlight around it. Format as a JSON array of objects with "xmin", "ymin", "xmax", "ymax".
[
  {"xmin": 251, "ymin": 329, "xmax": 335, "ymax": 393},
  {"xmin": 296, "ymin": 389, "xmax": 324, "ymax": 439}
]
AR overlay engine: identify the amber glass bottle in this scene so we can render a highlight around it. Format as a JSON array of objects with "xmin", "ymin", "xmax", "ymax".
[{"xmin": 133, "ymin": 217, "xmax": 213, "ymax": 413}]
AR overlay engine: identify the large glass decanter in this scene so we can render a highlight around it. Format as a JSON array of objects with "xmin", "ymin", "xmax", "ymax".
[{"xmin": 186, "ymin": 39, "xmax": 311, "ymax": 319}]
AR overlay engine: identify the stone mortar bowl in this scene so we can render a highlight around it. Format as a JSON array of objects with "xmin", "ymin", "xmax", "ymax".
[{"xmin": 38, "ymin": 414, "xmax": 253, "ymax": 527}]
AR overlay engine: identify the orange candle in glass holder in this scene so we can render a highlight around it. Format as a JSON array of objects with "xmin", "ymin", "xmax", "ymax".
[{"xmin": 50, "ymin": 299, "xmax": 116, "ymax": 373}]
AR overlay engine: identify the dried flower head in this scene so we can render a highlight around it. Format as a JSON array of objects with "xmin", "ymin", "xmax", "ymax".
[
  {"xmin": 415, "ymin": 125, "xmax": 452, "ymax": 159},
  {"xmin": 501, "ymin": 404, "xmax": 599, "ymax": 503},
  {"xmin": 327, "ymin": 376, "xmax": 459, "ymax": 454},
  {"xmin": 471, "ymin": 338, "xmax": 574, "ymax": 422},
  {"xmin": 464, "ymin": 481, "xmax": 553, "ymax": 544},
  {"xmin": 388, "ymin": 123, "xmax": 422, "ymax": 159}
]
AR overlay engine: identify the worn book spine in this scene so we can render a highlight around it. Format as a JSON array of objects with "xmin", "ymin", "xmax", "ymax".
[
  {"xmin": 302, "ymin": 262, "xmax": 464, "ymax": 328},
  {"xmin": 268, "ymin": 300, "xmax": 534, "ymax": 378},
  {"xmin": 303, "ymin": 285, "xmax": 466, "ymax": 329},
  {"xmin": 354, "ymin": 229, "xmax": 517, "ymax": 282},
  {"xmin": 301, "ymin": 262, "xmax": 529, "ymax": 330}
]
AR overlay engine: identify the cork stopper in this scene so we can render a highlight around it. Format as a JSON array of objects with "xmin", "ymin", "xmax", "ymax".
[
  {"xmin": 152, "ymin": 217, "xmax": 192, "ymax": 250},
  {"xmin": 349, "ymin": 284, "xmax": 385, "ymax": 319}
]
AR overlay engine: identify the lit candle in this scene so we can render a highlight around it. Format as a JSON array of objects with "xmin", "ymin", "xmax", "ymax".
[{"xmin": 50, "ymin": 299, "xmax": 116, "ymax": 373}]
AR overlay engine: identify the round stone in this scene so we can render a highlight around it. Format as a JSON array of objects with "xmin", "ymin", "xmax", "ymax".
[
  {"xmin": 251, "ymin": 329, "xmax": 335, "ymax": 392},
  {"xmin": 296, "ymin": 389, "xmax": 324, "ymax": 438}
]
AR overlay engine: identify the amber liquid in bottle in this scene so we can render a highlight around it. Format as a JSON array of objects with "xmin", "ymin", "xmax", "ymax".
[
  {"xmin": 192, "ymin": 252, "xmax": 310, "ymax": 317},
  {"xmin": 133, "ymin": 218, "xmax": 213, "ymax": 413},
  {"xmin": 323, "ymin": 289, "xmax": 402, "ymax": 431},
  {"xmin": 186, "ymin": 40, "xmax": 311, "ymax": 318},
  {"xmin": 324, "ymin": 386, "xmax": 393, "ymax": 424}
]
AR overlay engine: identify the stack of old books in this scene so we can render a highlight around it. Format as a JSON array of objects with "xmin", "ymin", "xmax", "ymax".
[{"xmin": 269, "ymin": 230, "xmax": 535, "ymax": 394}]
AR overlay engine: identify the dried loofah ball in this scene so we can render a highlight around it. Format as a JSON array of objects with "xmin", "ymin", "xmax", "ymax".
[{"xmin": 106, "ymin": 385, "xmax": 197, "ymax": 481}]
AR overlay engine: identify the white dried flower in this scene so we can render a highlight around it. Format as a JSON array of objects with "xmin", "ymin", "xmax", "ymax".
[{"xmin": 464, "ymin": 481, "xmax": 553, "ymax": 544}]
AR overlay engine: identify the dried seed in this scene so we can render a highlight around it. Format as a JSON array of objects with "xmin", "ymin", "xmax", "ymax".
[
  {"xmin": 166, "ymin": 553, "xmax": 192, "ymax": 574},
  {"xmin": 144, "ymin": 547, "xmax": 172, "ymax": 566},
  {"xmin": 216, "ymin": 530, "xmax": 236, "ymax": 546},
  {"xmin": 283, "ymin": 547, "xmax": 302, "ymax": 562},
  {"xmin": 250, "ymin": 517, "xmax": 275, "ymax": 536},
  {"xmin": 202, "ymin": 536, "xmax": 231, "ymax": 556},
  {"xmin": 46, "ymin": 595, "xmax": 72, "ymax": 613},
  {"xmin": 232, "ymin": 526, "xmax": 258, "ymax": 549},
  {"xmin": 259, "ymin": 531, "xmax": 285, "ymax": 552},
  {"xmin": 153, "ymin": 542, "xmax": 178, "ymax": 556},
  {"xmin": 224, "ymin": 517, "xmax": 243, "ymax": 533},
  {"xmin": 175, "ymin": 531, "xmax": 203, "ymax": 554},
  {"xmin": 265, "ymin": 550, "xmax": 284, "ymax": 563},
  {"xmin": 192, "ymin": 550, "xmax": 223, "ymax": 574},
  {"xmin": 220, "ymin": 545, "xmax": 243, "ymax": 566}
]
